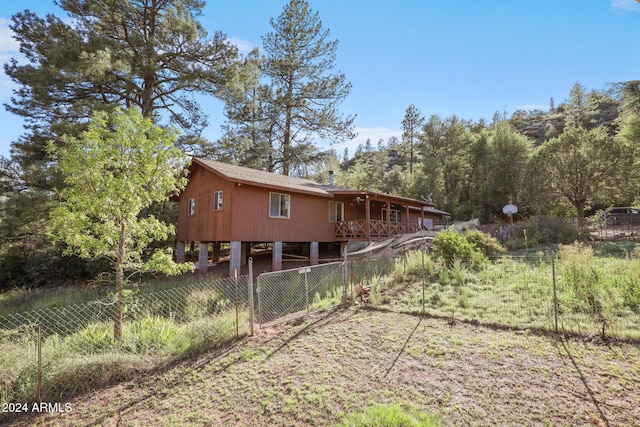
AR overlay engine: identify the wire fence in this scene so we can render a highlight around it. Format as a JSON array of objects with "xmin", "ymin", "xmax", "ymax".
[
  {"xmin": 0, "ymin": 274, "xmax": 250, "ymax": 342},
  {"xmin": 0, "ymin": 274, "xmax": 251, "ymax": 407},
  {"xmin": 2, "ymin": 247, "xmax": 640, "ymax": 409},
  {"xmin": 358, "ymin": 251, "xmax": 640, "ymax": 341}
]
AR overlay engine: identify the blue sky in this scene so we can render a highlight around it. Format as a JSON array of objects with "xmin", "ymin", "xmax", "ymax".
[{"xmin": 1, "ymin": 0, "xmax": 640, "ymax": 158}]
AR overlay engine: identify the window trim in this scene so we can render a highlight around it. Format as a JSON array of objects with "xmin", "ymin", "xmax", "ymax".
[
  {"xmin": 382, "ymin": 208, "xmax": 401, "ymax": 223},
  {"xmin": 269, "ymin": 192, "xmax": 290, "ymax": 218},
  {"xmin": 329, "ymin": 201, "xmax": 344, "ymax": 222},
  {"xmin": 213, "ymin": 190, "xmax": 223, "ymax": 211},
  {"xmin": 188, "ymin": 198, "xmax": 196, "ymax": 216}
]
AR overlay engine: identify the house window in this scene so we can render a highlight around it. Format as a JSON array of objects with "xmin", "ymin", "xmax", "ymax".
[
  {"xmin": 188, "ymin": 198, "xmax": 196, "ymax": 216},
  {"xmin": 269, "ymin": 192, "xmax": 290, "ymax": 218},
  {"xmin": 382, "ymin": 208, "xmax": 401, "ymax": 223},
  {"xmin": 329, "ymin": 201, "xmax": 344, "ymax": 222},
  {"xmin": 213, "ymin": 191, "xmax": 223, "ymax": 211}
]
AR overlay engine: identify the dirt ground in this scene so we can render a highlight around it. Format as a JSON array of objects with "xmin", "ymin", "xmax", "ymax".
[{"xmin": 5, "ymin": 306, "xmax": 639, "ymax": 427}]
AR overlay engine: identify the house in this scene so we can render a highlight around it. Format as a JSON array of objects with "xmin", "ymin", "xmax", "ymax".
[{"xmin": 176, "ymin": 158, "xmax": 449, "ymax": 275}]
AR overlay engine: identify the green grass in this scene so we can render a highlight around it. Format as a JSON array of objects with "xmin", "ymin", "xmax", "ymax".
[
  {"xmin": 0, "ymin": 308, "xmax": 247, "ymax": 406},
  {"xmin": 338, "ymin": 403, "xmax": 440, "ymax": 427},
  {"xmin": 3, "ymin": 243, "xmax": 640, "ymax": 417},
  {"xmin": 383, "ymin": 247, "xmax": 640, "ymax": 340}
]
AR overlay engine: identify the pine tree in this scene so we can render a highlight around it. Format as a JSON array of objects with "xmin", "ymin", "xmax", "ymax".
[{"xmin": 261, "ymin": 0, "xmax": 355, "ymax": 175}]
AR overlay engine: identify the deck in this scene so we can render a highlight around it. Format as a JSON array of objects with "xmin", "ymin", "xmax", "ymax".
[{"xmin": 334, "ymin": 220, "xmax": 421, "ymax": 241}]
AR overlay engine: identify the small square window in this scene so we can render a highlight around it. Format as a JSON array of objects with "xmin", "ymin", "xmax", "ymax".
[{"xmin": 269, "ymin": 192, "xmax": 290, "ymax": 218}]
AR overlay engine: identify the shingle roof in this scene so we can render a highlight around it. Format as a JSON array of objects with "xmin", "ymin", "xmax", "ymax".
[
  {"xmin": 193, "ymin": 158, "xmax": 448, "ymax": 216},
  {"xmin": 194, "ymin": 158, "xmax": 337, "ymax": 197}
]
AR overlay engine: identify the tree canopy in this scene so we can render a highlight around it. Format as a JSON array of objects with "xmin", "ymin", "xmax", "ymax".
[
  {"xmin": 216, "ymin": 0, "xmax": 355, "ymax": 176},
  {"xmin": 48, "ymin": 107, "xmax": 192, "ymax": 339}
]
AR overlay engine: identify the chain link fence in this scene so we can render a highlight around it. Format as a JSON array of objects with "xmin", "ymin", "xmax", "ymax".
[
  {"xmin": 3, "ymin": 247, "xmax": 639, "ymax": 409},
  {"xmin": 0, "ymin": 274, "xmax": 251, "ymax": 407},
  {"xmin": 257, "ymin": 261, "xmax": 343, "ymax": 326},
  {"xmin": 358, "ymin": 251, "xmax": 640, "ymax": 341}
]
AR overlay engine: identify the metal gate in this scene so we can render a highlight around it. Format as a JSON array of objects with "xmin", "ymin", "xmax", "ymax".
[{"xmin": 256, "ymin": 261, "xmax": 344, "ymax": 326}]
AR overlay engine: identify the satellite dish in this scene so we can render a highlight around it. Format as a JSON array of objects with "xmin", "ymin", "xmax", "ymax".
[{"xmin": 502, "ymin": 204, "xmax": 518, "ymax": 215}]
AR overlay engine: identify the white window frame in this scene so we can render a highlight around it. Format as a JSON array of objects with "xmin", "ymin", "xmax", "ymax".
[
  {"xmin": 213, "ymin": 190, "xmax": 223, "ymax": 211},
  {"xmin": 329, "ymin": 201, "xmax": 344, "ymax": 222},
  {"xmin": 269, "ymin": 192, "xmax": 290, "ymax": 218},
  {"xmin": 382, "ymin": 208, "xmax": 401, "ymax": 223},
  {"xmin": 188, "ymin": 198, "xmax": 196, "ymax": 216}
]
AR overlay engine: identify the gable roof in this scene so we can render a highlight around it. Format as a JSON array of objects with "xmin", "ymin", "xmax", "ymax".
[
  {"xmin": 192, "ymin": 158, "xmax": 449, "ymax": 215},
  {"xmin": 194, "ymin": 158, "xmax": 337, "ymax": 197}
]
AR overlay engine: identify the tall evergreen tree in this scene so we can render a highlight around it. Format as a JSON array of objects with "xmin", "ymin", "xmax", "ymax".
[
  {"xmin": 401, "ymin": 104, "xmax": 425, "ymax": 174},
  {"xmin": 1, "ymin": 0, "xmax": 236, "ymax": 276},
  {"xmin": 261, "ymin": 0, "xmax": 355, "ymax": 175}
]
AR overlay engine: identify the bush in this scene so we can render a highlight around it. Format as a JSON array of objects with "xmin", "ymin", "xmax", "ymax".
[
  {"xmin": 463, "ymin": 229, "xmax": 505, "ymax": 256},
  {"xmin": 431, "ymin": 229, "xmax": 487, "ymax": 269}
]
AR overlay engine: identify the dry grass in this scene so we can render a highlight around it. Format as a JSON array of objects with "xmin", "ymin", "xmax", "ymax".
[{"xmin": 4, "ymin": 305, "xmax": 639, "ymax": 427}]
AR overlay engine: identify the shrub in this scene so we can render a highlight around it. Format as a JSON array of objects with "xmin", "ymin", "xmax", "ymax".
[
  {"xmin": 431, "ymin": 229, "xmax": 486, "ymax": 269},
  {"xmin": 463, "ymin": 229, "xmax": 505, "ymax": 256}
]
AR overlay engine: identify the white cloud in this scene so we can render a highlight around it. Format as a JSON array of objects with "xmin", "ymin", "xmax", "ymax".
[
  {"xmin": 0, "ymin": 18, "xmax": 20, "ymax": 99},
  {"xmin": 513, "ymin": 104, "xmax": 550, "ymax": 112},
  {"xmin": 611, "ymin": 0, "xmax": 640, "ymax": 12},
  {"xmin": 227, "ymin": 36, "xmax": 256, "ymax": 55},
  {"xmin": 0, "ymin": 18, "xmax": 20, "ymax": 62}
]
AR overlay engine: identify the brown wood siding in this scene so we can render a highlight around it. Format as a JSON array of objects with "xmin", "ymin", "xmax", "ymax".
[
  {"xmin": 177, "ymin": 165, "xmax": 236, "ymax": 242},
  {"xmin": 177, "ymin": 164, "xmax": 336, "ymax": 242},
  {"xmin": 177, "ymin": 162, "xmax": 446, "ymax": 243},
  {"xmin": 230, "ymin": 185, "xmax": 334, "ymax": 242}
]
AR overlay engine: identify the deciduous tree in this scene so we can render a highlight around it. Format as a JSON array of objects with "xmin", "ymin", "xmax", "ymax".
[{"xmin": 48, "ymin": 108, "xmax": 192, "ymax": 340}]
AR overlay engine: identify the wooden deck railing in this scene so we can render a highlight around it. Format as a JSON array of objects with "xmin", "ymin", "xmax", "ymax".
[{"xmin": 334, "ymin": 220, "xmax": 421, "ymax": 240}]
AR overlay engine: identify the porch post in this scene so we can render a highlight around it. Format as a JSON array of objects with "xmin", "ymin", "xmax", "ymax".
[
  {"xmin": 310, "ymin": 242, "xmax": 319, "ymax": 265},
  {"xmin": 365, "ymin": 197, "xmax": 371, "ymax": 241},
  {"xmin": 229, "ymin": 241, "xmax": 241, "ymax": 276},
  {"xmin": 198, "ymin": 242, "xmax": 209, "ymax": 274},
  {"xmin": 405, "ymin": 205, "xmax": 410, "ymax": 233},
  {"xmin": 176, "ymin": 241, "xmax": 185, "ymax": 263},
  {"xmin": 386, "ymin": 201, "xmax": 391, "ymax": 237},
  {"xmin": 273, "ymin": 241, "xmax": 283, "ymax": 271}
]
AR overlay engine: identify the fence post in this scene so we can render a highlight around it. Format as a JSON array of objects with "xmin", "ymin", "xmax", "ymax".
[
  {"xmin": 234, "ymin": 269, "xmax": 239, "ymax": 338},
  {"xmin": 304, "ymin": 270, "xmax": 309, "ymax": 313},
  {"xmin": 37, "ymin": 324, "xmax": 42, "ymax": 402},
  {"xmin": 248, "ymin": 258, "xmax": 254, "ymax": 336},
  {"xmin": 421, "ymin": 248, "xmax": 426, "ymax": 316},
  {"xmin": 342, "ymin": 246, "xmax": 348, "ymax": 305},
  {"xmin": 552, "ymin": 255, "xmax": 559, "ymax": 333}
]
